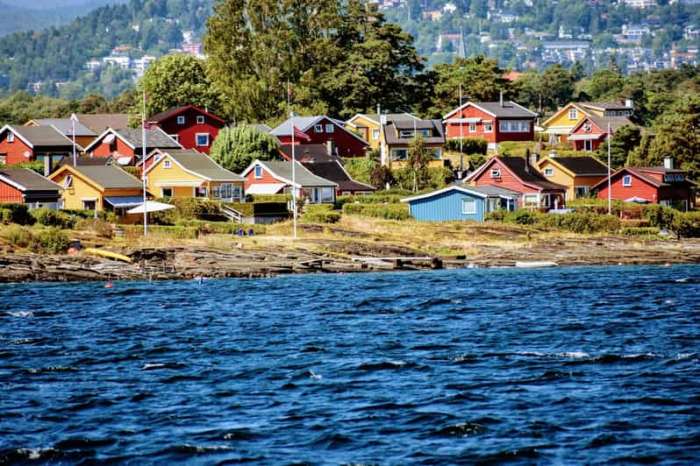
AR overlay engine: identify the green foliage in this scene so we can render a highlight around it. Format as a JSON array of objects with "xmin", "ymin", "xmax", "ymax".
[
  {"xmin": 140, "ymin": 54, "xmax": 221, "ymax": 116},
  {"xmin": 671, "ymin": 212, "xmax": 700, "ymax": 238},
  {"xmin": 621, "ymin": 227, "xmax": 661, "ymax": 237},
  {"xmin": 76, "ymin": 218, "xmax": 114, "ymax": 238},
  {"xmin": 247, "ymin": 194, "xmax": 291, "ymax": 203},
  {"xmin": 226, "ymin": 201, "xmax": 289, "ymax": 217},
  {"xmin": 594, "ymin": 124, "xmax": 641, "ymax": 169},
  {"xmin": 176, "ymin": 219, "xmax": 266, "ymax": 235},
  {"xmin": 444, "ymin": 137, "xmax": 488, "ymax": 155},
  {"xmin": 167, "ymin": 197, "xmax": 223, "ymax": 220},
  {"xmin": 344, "ymin": 158, "xmax": 378, "ymax": 185},
  {"xmin": 302, "ymin": 204, "xmax": 341, "ymax": 224},
  {"xmin": 31, "ymin": 208, "xmax": 76, "ymax": 229},
  {"xmin": 342, "ymin": 203, "xmax": 410, "ymax": 220},
  {"xmin": 491, "ymin": 208, "xmax": 622, "ymax": 233},
  {"xmin": 581, "ymin": 69, "xmax": 625, "ymax": 101},
  {"xmin": 0, "ymin": 224, "xmax": 34, "ymax": 248},
  {"xmin": 33, "ymin": 228, "xmax": 70, "ymax": 254},
  {"xmin": 641, "ymin": 205, "xmax": 677, "ymax": 229},
  {"xmin": 0, "ymin": 204, "xmax": 33, "ymax": 225},
  {"xmin": 210, "ymin": 125, "xmax": 280, "ymax": 173}
]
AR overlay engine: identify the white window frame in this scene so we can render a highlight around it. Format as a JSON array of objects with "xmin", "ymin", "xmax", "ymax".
[
  {"xmin": 254, "ymin": 165, "xmax": 263, "ymax": 179},
  {"xmin": 622, "ymin": 175, "xmax": 632, "ymax": 187},
  {"xmin": 7, "ymin": 132, "xmax": 14, "ymax": 143},
  {"xmin": 169, "ymin": 134, "xmax": 179, "ymax": 143},
  {"xmin": 195, "ymin": 133, "xmax": 210, "ymax": 147},
  {"xmin": 177, "ymin": 115, "xmax": 186, "ymax": 125},
  {"xmin": 523, "ymin": 194, "xmax": 538, "ymax": 206},
  {"xmin": 314, "ymin": 124, "xmax": 323, "ymax": 133},
  {"xmin": 484, "ymin": 122, "xmax": 493, "ymax": 132},
  {"xmin": 568, "ymin": 108, "xmax": 578, "ymax": 120},
  {"xmin": 161, "ymin": 187, "xmax": 173, "ymax": 197},
  {"xmin": 544, "ymin": 167, "xmax": 554, "ymax": 177},
  {"xmin": 461, "ymin": 198, "xmax": 477, "ymax": 215},
  {"xmin": 490, "ymin": 168, "xmax": 501, "ymax": 179},
  {"xmin": 325, "ymin": 124, "xmax": 334, "ymax": 133},
  {"xmin": 163, "ymin": 160, "xmax": 172, "ymax": 169},
  {"xmin": 196, "ymin": 115, "xmax": 205, "ymax": 124},
  {"xmin": 391, "ymin": 148, "xmax": 408, "ymax": 160},
  {"xmin": 469, "ymin": 123, "xmax": 477, "ymax": 133},
  {"xmin": 574, "ymin": 186, "xmax": 590, "ymax": 198},
  {"xmin": 63, "ymin": 175, "xmax": 73, "ymax": 188},
  {"xmin": 372, "ymin": 129, "xmax": 380, "ymax": 140}
]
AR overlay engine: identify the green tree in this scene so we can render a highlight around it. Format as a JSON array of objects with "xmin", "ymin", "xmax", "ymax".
[
  {"xmin": 581, "ymin": 69, "xmax": 625, "ymax": 101},
  {"xmin": 139, "ymin": 54, "xmax": 221, "ymax": 117},
  {"xmin": 210, "ymin": 125, "xmax": 280, "ymax": 173},
  {"xmin": 595, "ymin": 124, "xmax": 642, "ymax": 169},
  {"xmin": 403, "ymin": 136, "xmax": 432, "ymax": 192}
]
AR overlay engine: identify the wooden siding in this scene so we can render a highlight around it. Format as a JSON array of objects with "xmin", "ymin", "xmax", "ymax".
[
  {"xmin": 90, "ymin": 137, "xmax": 134, "ymax": 158},
  {"xmin": 408, "ymin": 190, "xmax": 486, "ymax": 222},
  {"xmin": 0, "ymin": 180, "xmax": 23, "ymax": 203},
  {"xmin": 276, "ymin": 117, "xmax": 368, "ymax": 157},
  {"xmin": 349, "ymin": 115, "xmax": 380, "ymax": 150},
  {"xmin": 154, "ymin": 108, "xmax": 224, "ymax": 154},
  {"xmin": 596, "ymin": 171, "xmax": 659, "ymax": 203},
  {"xmin": 244, "ymin": 164, "xmax": 283, "ymax": 190},
  {"xmin": 0, "ymin": 132, "xmax": 34, "ymax": 165},
  {"xmin": 444, "ymin": 104, "xmax": 535, "ymax": 144}
]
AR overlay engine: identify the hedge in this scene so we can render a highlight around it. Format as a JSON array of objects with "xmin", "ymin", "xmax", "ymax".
[
  {"xmin": 342, "ymin": 203, "xmax": 410, "ymax": 220},
  {"xmin": 226, "ymin": 201, "xmax": 289, "ymax": 217},
  {"xmin": 0, "ymin": 225, "xmax": 70, "ymax": 253},
  {"xmin": 302, "ymin": 204, "xmax": 341, "ymax": 224},
  {"xmin": 672, "ymin": 211, "xmax": 700, "ymax": 238},
  {"xmin": 31, "ymin": 208, "xmax": 76, "ymax": 229},
  {"xmin": 0, "ymin": 204, "xmax": 33, "ymax": 225},
  {"xmin": 621, "ymin": 227, "xmax": 661, "ymax": 236},
  {"xmin": 444, "ymin": 137, "xmax": 488, "ymax": 155}
]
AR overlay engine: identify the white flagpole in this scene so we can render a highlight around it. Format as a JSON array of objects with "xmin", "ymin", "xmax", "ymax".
[
  {"xmin": 142, "ymin": 90, "xmax": 148, "ymax": 236},
  {"xmin": 70, "ymin": 113, "xmax": 78, "ymax": 167},
  {"xmin": 291, "ymin": 113, "xmax": 297, "ymax": 240},
  {"xmin": 459, "ymin": 83, "xmax": 463, "ymax": 173},
  {"xmin": 607, "ymin": 122, "xmax": 612, "ymax": 216}
]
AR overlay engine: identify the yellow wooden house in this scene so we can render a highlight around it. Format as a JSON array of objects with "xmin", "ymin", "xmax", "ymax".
[
  {"xmin": 49, "ymin": 164, "xmax": 144, "ymax": 212},
  {"xmin": 143, "ymin": 149, "xmax": 245, "ymax": 201},
  {"xmin": 541, "ymin": 101, "xmax": 634, "ymax": 144},
  {"xmin": 535, "ymin": 155, "xmax": 609, "ymax": 200},
  {"xmin": 346, "ymin": 113, "xmax": 420, "ymax": 151}
]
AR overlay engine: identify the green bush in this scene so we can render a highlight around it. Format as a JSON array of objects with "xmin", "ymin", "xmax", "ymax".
[
  {"xmin": 33, "ymin": 228, "xmax": 70, "ymax": 254},
  {"xmin": 505, "ymin": 209, "xmax": 543, "ymax": 225},
  {"xmin": 539, "ymin": 212, "xmax": 621, "ymax": 234},
  {"xmin": 344, "ymin": 157, "xmax": 377, "ymax": 185},
  {"xmin": 31, "ymin": 208, "xmax": 76, "ymax": 228},
  {"xmin": 302, "ymin": 204, "xmax": 341, "ymax": 224},
  {"xmin": 0, "ymin": 224, "xmax": 34, "ymax": 247},
  {"xmin": 445, "ymin": 137, "xmax": 488, "ymax": 155},
  {"xmin": 428, "ymin": 166, "xmax": 454, "ymax": 189},
  {"xmin": 76, "ymin": 218, "xmax": 113, "ymax": 238},
  {"xmin": 642, "ymin": 205, "xmax": 677, "ymax": 229},
  {"xmin": 0, "ymin": 204, "xmax": 34, "ymax": 225},
  {"xmin": 621, "ymin": 227, "xmax": 661, "ymax": 236},
  {"xmin": 248, "ymin": 194, "xmax": 291, "ymax": 203},
  {"xmin": 342, "ymin": 203, "xmax": 410, "ymax": 220},
  {"xmin": 337, "ymin": 193, "xmax": 406, "ymax": 205},
  {"xmin": 485, "ymin": 210, "xmax": 506, "ymax": 222},
  {"xmin": 167, "ymin": 198, "xmax": 223, "ymax": 220},
  {"xmin": 672, "ymin": 212, "xmax": 700, "ymax": 238}
]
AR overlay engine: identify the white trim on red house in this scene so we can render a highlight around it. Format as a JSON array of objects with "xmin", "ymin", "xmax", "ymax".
[
  {"xmin": 465, "ymin": 156, "xmax": 551, "ymax": 193},
  {"xmin": 0, "ymin": 125, "xmax": 34, "ymax": 149},
  {"xmin": 83, "ymin": 127, "xmax": 136, "ymax": 153}
]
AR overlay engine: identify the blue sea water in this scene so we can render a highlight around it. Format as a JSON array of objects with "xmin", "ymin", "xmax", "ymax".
[{"xmin": 0, "ymin": 265, "xmax": 699, "ymax": 465}]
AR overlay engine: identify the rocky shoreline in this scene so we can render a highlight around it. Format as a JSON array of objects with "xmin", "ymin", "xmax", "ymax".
[{"xmin": 1, "ymin": 236, "xmax": 699, "ymax": 283}]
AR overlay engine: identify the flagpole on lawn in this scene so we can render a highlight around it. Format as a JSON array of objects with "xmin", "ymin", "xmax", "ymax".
[
  {"xmin": 288, "ymin": 81, "xmax": 297, "ymax": 239},
  {"xmin": 142, "ymin": 89, "xmax": 148, "ymax": 237},
  {"xmin": 70, "ymin": 113, "xmax": 78, "ymax": 166},
  {"xmin": 459, "ymin": 83, "xmax": 463, "ymax": 174},
  {"xmin": 607, "ymin": 122, "xmax": 612, "ymax": 216}
]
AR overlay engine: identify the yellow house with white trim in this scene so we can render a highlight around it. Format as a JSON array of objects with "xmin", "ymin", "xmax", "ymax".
[
  {"xmin": 535, "ymin": 155, "xmax": 609, "ymax": 200},
  {"xmin": 541, "ymin": 103, "xmax": 590, "ymax": 144},
  {"xmin": 143, "ymin": 149, "xmax": 245, "ymax": 201}
]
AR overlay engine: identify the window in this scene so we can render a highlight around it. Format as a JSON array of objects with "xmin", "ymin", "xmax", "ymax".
[
  {"xmin": 574, "ymin": 186, "xmax": 590, "ymax": 198},
  {"xmin": 63, "ymin": 175, "xmax": 73, "ymax": 188},
  {"xmin": 82, "ymin": 200, "xmax": 96, "ymax": 210},
  {"xmin": 162, "ymin": 187, "xmax": 173, "ymax": 197},
  {"xmin": 195, "ymin": 133, "xmax": 210, "ymax": 147},
  {"xmin": 431, "ymin": 148, "xmax": 442, "ymax": 160},
  {"xmin": 544, "ymin": 167, "xmax": 554, "ymax": 177},
  {"xmin": 469, "ymin": 123, "xmax": 477, "ymax": 133},
  {"xmin": 622, "ymin": 175, "xmax": 632, "ymax": 187},
  {"xmin": 568, "ymin": 108, "xmax": 578, "ymax": 120},
  {"xmin": 372, "ymin": 129, "xmax": 380, "ymax": 140},
  {"xmin": 320, "ymin": 187, "xmax": 335, "ymax": 203},
  {"xmin": 254, "ymin": 165, "xmax": 263, "ymax": 179},
  {"xmin": 314, "ymin": 124, "xmax": 323, "ymax": 133},
  {"xmin": 583, "ymin": 123, "xmax": 591, "ymax": 133},
  {"xmin": 490, "ymin": 168, "xmax": 501, "ymax": 179},
  {"xmin": 391, "ymin": 149, "xmax": 408, "ymax": 160},
  {"xmin": 194, "ymin": 186, "xmax": 208, "ymax": 197},
  {"xmin": 499, "ymin": 120, "xmax": 530, "ymax": 133},
  {"xmin": 212, "ymin": 183, "xmax": 241, "ymax": 200},
  {"xmin": 399, "ymin": 130, "xmax": 413, "ymax": 138},
  {"xmin": 177, "ymin": 116, "xmax": 186, "ymax": 125},
  {"xmin": 163, "ymin": 160, "xmax": 172, "ymax": 169},
  {"xmin": 169, "ymin": 134, "xmax": 179, "ymax": 143},
  {"xmin": 484, "ymin": 122, "xmax": 493, "ymax": 132},
  {"xmin": 196, "ymin": 115, "xmax": 205, "ymax": 124},
  {"xmin": 523, "ymin": 194, "xmax": 538, "ymax": 206},
  {"xmin": 461, "ymin": 198, "xmax": 476, "ymax": 215},
  {"xmin": 7, "ymin": 132, "xmax": 14, "ymax": 143},
  {"xmin": 325, "ymin": 124, "xmax": 334, "ymax": 133},
  {"xmin": 0, "ymin": 154, "xmax": 6, "ymax": 164}
]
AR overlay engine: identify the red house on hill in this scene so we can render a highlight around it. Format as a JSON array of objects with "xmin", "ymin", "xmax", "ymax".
[
  {"xmin": 270, "ymin": 116, "xmax": 368, "ymax": 158},
  {"xmin": 0, "ymin": 125, "xmax": 76, "ymax": 175},
  {"xmin": 443, "ymin": 100, "xmax": 537, "ymax": 150},
  {"xmin": 84, "ymin": 127, "xmax": 182, "ymax": 165},
  {"xmin": 568, "ymin": 114, "xmax": 634, "ymax": 152},
  {"xmin": 593, "ymin": 158, "xmax": 695, "ymax": 210},
  {"xmin": 466, "ymin": 156, "xmax": 567, "ymax": 209},
  {"xmin": 146, "ymin": 105, "xmax": 226, "ymax": 154}
]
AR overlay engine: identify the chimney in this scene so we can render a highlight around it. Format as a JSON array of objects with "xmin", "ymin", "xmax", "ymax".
[
  {"xmin": 625, "ymin": 98, "xmax": 634, "ymax": 109},
  {"xmin": 664, "ymin": 157, "xmax": 674, "ymax": 170},
  {"xmin": 499, "ymin": 90, "xmax": 504, "ymax": 107}
]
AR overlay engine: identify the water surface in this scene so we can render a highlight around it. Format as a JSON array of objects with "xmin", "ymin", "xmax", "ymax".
[{"xmin": 1, "ymin": 266, "xmax": 699, "ymax": 464}]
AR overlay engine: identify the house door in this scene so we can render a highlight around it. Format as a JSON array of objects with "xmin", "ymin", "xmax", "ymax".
[{"xmin": 584, "ymin": 140, "xmax": 592, "ymax": 151}]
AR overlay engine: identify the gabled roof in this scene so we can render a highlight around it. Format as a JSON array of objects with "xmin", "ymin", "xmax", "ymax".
[
  {"xmin": 279, "ymin": 144, "xmax": 336, "ymax": 163},
  {"xmin": 242, "ymin": 160, "xmax": 337, "ymax": 188},
  {"xmin": 579, "ymin": 101, "xmax": 633, "ymax": 112},
  {"xmin": 301, "ymin": 161, "xmax": 375, "ymax": 192},
  {"xmin": 50, "ymin": 164, "xmax": 143, "ymax": 191},
  {"xmin": 541, "ymin": 102, "xmax": 591, "ymax": 128},
  {"xmin": 147, "ymin": 105, "xmax": 226, "ymax": 125},
  {"xmin": 76, "ymin": 114, "xmax": 130, "ymax": 133},
  {"xmin": 346, "ymin": 112, "xmax": 419, "ymax": 127},
  {"xmin": 271, "ymin": 116, "xmax": 369, "ymax": 146},
  {"xmin": 84, "ymin": 127, "xmax": 181, "ymax": 152},
  {"xmin": 444, "ymin": 101, "xmax": 537, "ymax": 120},
  {"xmin": 27, "ymin": 118, "xmax": 97, "ymax": 137},
  {"xmin": 1, "ymin": 125, "xmax": 75, "ymax": 149},
  {"xmin": 384, "ymin": 119, "xmax": 445, "ymax": 145},
  {"xmin": 538, "ymin": 156, "xmax": 609, "ymax": 177},
  {"xmin": 0, "ymin": 168, "xmax": 61, "ymax": 192},
  {"xmin": 145, "ymin": 149, "xmax": 243, "ymax": 181},
  {"xmin": 591, "ymin": 166, "xmax": 690, "ymax": 191},
  {"xmin": 467, "ymin": 156, "xmax": 567, "ymax": 192},
  {"xmin": 401, "ymin": 184, "xmax": 518, "ymax": 203},
  {"xmin": 571, "ymin": 114, "xmax": 634, "ymax": 134}
]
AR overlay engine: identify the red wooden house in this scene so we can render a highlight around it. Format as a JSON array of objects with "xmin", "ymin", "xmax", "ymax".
[
  {"xmin": 146, "ymin": 105, "xmax": 226, "ymax": 154},
  {"xmin": 443, "ymin": 100, "xmax": 537, "ymax": 150},
  {"xmin": 0, "ymin": 167, "xmax": 61, "ymax": 208},
  {"xmin": 568, "ymin": 114, "xmax": 634, "ymax": 152},
  {"xmin": 0, "ymin": 125, "xmax": 76, "ymax": 175},
  {"xmin": 593, "ymin": 158, "xmax": 695, "ymax": 210},
  {"xmin": 241, "ymin": 159, "xmax": 337, "ymax": 203},
  {"xmin": 466, "ymin": 156, "xmax": 567, "ymax": 209},
  {"xmin": 270, "ymin": 116, "xmax": 368, "ymax": 158},
  {"xmin": 83, "ymin": 127, "xmax": 182, "ymax": 165}
]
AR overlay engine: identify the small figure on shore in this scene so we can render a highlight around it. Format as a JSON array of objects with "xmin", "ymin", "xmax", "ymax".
[{"xmin": 105, "ymin": 281, "xmax": 114, "ymax": 289}]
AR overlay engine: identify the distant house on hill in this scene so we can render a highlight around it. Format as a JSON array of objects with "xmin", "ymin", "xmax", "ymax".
[
  {"xmin": 382, "ymin": 118, "xmax": 446, "ymax": 166},
  {"xmin": 0, "ymin": 167, "xmax": 61, "ymax": 208},
  {"xmin": 146, "ymin": 105, "xmax": 227, "ymax": 154},
  {"xmin": 84, "ymin": 127, "xmax": 181, "ymax": 165},
  {"xmin": 270, "ymin": 116, "xmax": 368, "ymax": 158},
  {"xmin": 443, "ymin": 100, "xmax": 537, "ymax": 150},
  {"xmin": 25, "ymin": 118, "xmax": 97, "ymax": 148},
  {"xmin": 0, "ymin": 125, "xmax": 76, "ymax": 175}
]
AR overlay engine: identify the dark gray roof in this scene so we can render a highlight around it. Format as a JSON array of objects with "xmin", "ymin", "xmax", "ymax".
[
  {"xmin": 471, "ymin": 101, "xmax": 537, "ymax": 118},
  {"xmin": 498, "ymin": 157, "xmax": 567, "ymax": 191},
  {"xmin": 258, "ymin": 160, "xmax": 337, "ymax": 187},
  {"xmin": 31, "ymin": 119, "xmax": 97, "ymax": 137},
  {"xmin": 549, "ymin": 156, "xmax": 608, "ymax": 176},
  {"xmin": 279, "ymin": 144, "xmax": 336, "ymax": 163},
  {"xmin": 76, "ymin": 114, "xmax": 130, "ymax": 132},
  {"xmin": 301, "ymin": 161, "xmax": 375, "ymax": 192},
  {"xmin": 584, "ymin": 114, "xmax": 634, "ymax": 133},
  {"xmin": 117, "ymin": 128, "xmax": 181, "ymax": 149},
  {"xmin": 580, "ymin": 101, "xmax": 632, "ymax": 111},
  {"xmin": 10, "ymin": 126, "xmax": 73, "ymax": 148},
  {"xmin": 353, "ymin": 113, "xmax": 419, "ymax": 125},
  {"xmin": 163, "ymin": 149, "xmax": 243, "ymax": 181},
  {"xmin": 384, "ymin": 119, "xmax": 445, "ymax": 145},
  {"xmin": 71, "ymin": 165, "xmax": 143, "ymax": 189},
  {"xmin": 0, "ymin": 168, "xmax": 60, "ymax": 191}
]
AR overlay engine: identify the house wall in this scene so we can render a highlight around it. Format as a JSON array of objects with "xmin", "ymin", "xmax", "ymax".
[
  {"xmin": 351, "ymin": 116, "xmax": 380, "ymax": 150},
  {"xmin": 0, "ymin": 132, "xmax": 34, "ymax": 165},
  {"xmin": 0, "ymin": 180, "xmax": 24, "ymax": 203},
  {"xmin": 537, "ymin": 159, "xmax": 576, "ymax": 199},
  {"xmin": 596, "ymin": 172, "xmax": 659, "ymax": 203},
  {"xmin": 244, "ymin": 165, "xmax": 283, "ymax": 191},
  {"xmin": 155, "ymin": 108, "xmax": 224, "ymax": 154},
  {"xmin": 409, "ymin": 190, "xmax": 485, "ymax": 222},
  {"xmin": 50, "ymin": 169, "xmax": 105, "ymax": 210},
  {"xmin": 277, "ymin": 117, "xmax": 368, "ymax": 157},
  {"xmin": 147, "ymin": 155, "xmax": 203, "ymax": 198},
  {"xmin": 471, "ymin": 159, "xmax": 532, "ymax": 195},
  {"xmin": 445, "ymin": 106, "xmax": 535, "ymax": 144},
  {"xmin": 90, "ymin": 137, "xmax": 134, "ymax": 158},
  {"xmin": 543, "ymin": 104, "xmax": 586, "ymax": 142}
]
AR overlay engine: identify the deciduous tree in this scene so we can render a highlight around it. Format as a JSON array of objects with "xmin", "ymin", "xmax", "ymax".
[{"xmin": 210, "ymin": 125, "xmax": 280, "ymax": 173}]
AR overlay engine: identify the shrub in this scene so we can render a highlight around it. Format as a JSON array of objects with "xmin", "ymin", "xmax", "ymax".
[
  {"xmin": 31, "ymin": 208, "xmax": 75, "ymax": 228},
  {"xmin": 33, "ymin": 228, "xmax": 70, "ymax": 254},
  {"xmin": 302, "ymin": 204, "xmax": 341, "ymax": 224},
  {"xmin": 621, "ymin": 227, "xmax": 661, "ymax": 236},
  {"xmin": 540, "ymin": 212, "xmax": 621, "ymax": 234},
  {"xmin": 342, "ymin": 203, "xmax": 410, "ymax": 220},
  {"xmin": 0, "ymin": 224, "xmax": 34, "ymax": 248},
  {"xmin": 485, "ymin": 210, "xmax": 506, "ymax": 222},
  {"xmin": 445, "ymin": 137, "xmax": 488, "ymax": 155},
  {"xmin": 671, "ymin": 212, "xmax": 700, "ymax": 238},
  {"xmin": 76, "ymin": 218, "xmax": 113, "ymax": 238},
  {"xmin": 428, "ymin": 166, "xmax": 454, "ymax": 189},
  {"xmin": 0, "ymin": 204, "xmax": 34, "ymax": 225},
  {"xmin": 337, "ymin": 193, "xmax": 405, "ymax": 205},
  {"xmin": 168, "ymin": 198, "xmax": 222, "ymax": 220},
  {"xmin": 505, "ymin": 209, "xmax": 542, "ymax": 225},
  {"xmin": 248, "ymin": 194, "xmax": 291, "ymax": 203},
  {"xmin": 642, "ymin": 205, "xmax": 677, "ymax": 229},
  {"xmin": 344, "ymin": 157, "xmax": 377, "ymax": 185}
]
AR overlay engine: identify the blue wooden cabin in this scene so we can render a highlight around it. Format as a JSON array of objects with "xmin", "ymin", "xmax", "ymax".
[{"xmin": 402, "ymin": 185, "xmax": 518, "ymax": 222}]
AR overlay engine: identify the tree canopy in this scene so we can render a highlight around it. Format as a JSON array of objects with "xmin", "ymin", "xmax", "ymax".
[{"xmin": 210, "ymin": 125, "xmax": 280, "ymax": 173}]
